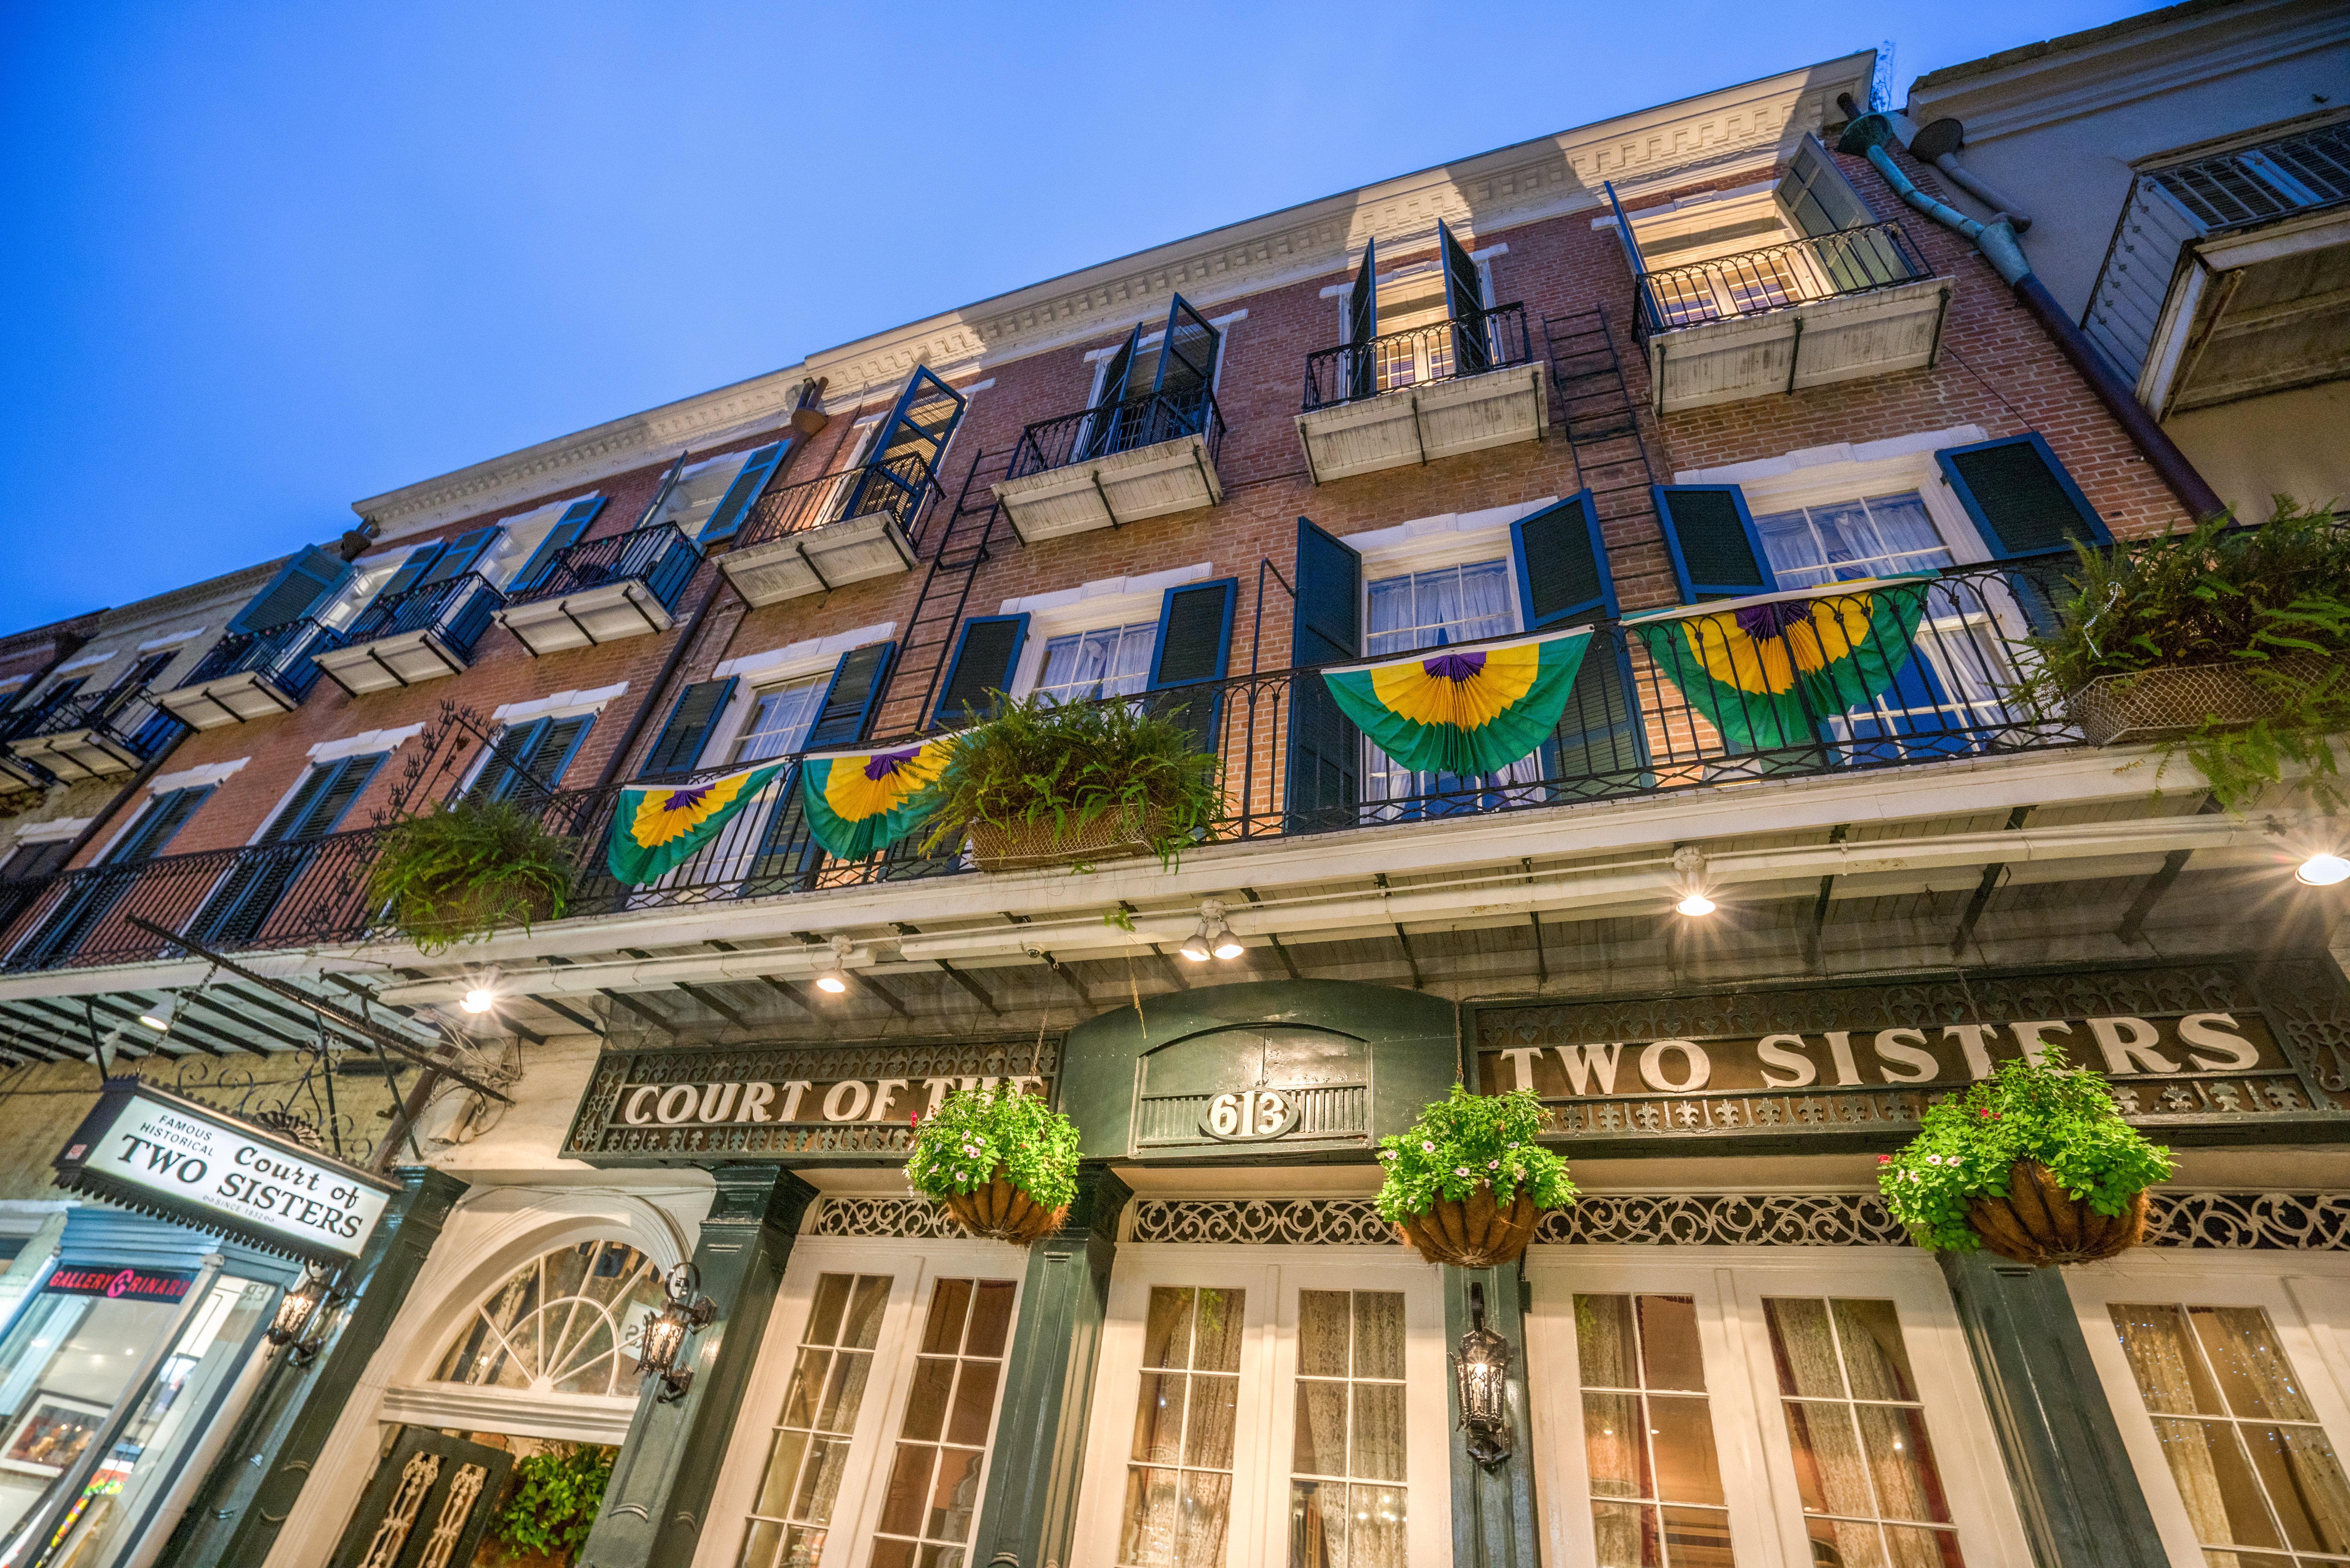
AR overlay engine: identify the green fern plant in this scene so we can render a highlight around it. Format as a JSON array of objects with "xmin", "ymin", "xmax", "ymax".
[
  {"xmin": 491, "ymin": 1444, "xmax": 613, "ymax": 1563},
  {"xmin": 369, "ymin": 796, "xmax": 574, "ymax": 954}
]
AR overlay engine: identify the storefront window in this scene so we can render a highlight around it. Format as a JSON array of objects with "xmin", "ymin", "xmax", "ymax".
[
  {"xmin": 1289, "ymin": 1289, "xmax": 1407, "ymax": 1568},
  {"xmin": 1576, "ymin": 1294, "xmax": 1733, "ymax": 1568},
  {"xmin": 431, "ymin": 1240, "xmax": 666, "ymax": 1397},
  {"xmin": 0, "ymin": 1283, "xmax": 192, "ymax": 1543},
  {"xmin": 1124, "ymin": 1285, "xmax": 1245, "ymax": 1568},
  {"xmin": 2109, "ymin": 1302, "xmax": 2350, "ymax": 1565},
  {"xmin": 1762, "ymin": 1297, "xmax": 1963, "ymax": 1568},
  {"xmin": 739, "ymin": 1272, "xmax": 890, "ymax": 1568}
]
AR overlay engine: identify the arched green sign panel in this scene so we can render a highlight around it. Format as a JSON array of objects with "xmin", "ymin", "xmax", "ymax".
[{"xmin": 1061, "ymin": 979, "xmax": 1459, "ymax": 1164}]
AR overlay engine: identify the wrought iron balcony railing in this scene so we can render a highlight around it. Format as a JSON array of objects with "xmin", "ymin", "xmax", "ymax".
[
  {"xmin": 736, "ymin": 454, "xmax": 940, "ymax": 551},
  {"xmin": 177, "ymin": 618, "xmax": 340, "ymax": 701},
  {"xmin": 1632, "ymin": 222, "xmax": 1933, "ymax": 339},
  {"xmin": 1004, "ymin": 388, "xmax": 1226, "ymax": 483},
  {"xmin": 0, "ymin": 684, "xmax": 182, "ymax": 766},
  {"xmin": 336, "ymin": 573, "xmax": 505, "ymax": 659},
  {"xmin": 503, "ymin": 523, "xmax": 702, "ymax": 612},
  {"xmin": 1302, "ymin": 303, "xmax": 1535, "ymax": 410},
  {"xmin": 0, "ymin": 555, "xmax": 2108, "ymax": 973}
]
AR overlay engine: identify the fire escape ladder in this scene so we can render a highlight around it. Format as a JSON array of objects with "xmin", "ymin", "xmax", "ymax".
[{"xmin": 869, "ymin": 446, "xmax": 1013, "ymax": 737}]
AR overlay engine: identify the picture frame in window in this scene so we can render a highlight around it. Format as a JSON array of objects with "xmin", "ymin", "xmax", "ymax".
[{"xmin": 0, "ymin": 1390, "xmax": 111, "ymax": 1476}]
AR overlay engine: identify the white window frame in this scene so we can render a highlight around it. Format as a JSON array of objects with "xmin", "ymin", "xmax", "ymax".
[
  {"xmin": 1676, "ymin": 426, "xmax": 1998, "ymax": 568},
  {"xmin": 998, "ymin": 565, "xmax": 1212, "ymax": 700},
  {"xmin": 1523, "ymin": 1244, "xmax": 2036, "ymax": 1568},
  {"xmin": 314, "ymin": 545, "xmax": 434, "ymax": 630},
  {"xmin": 1070, "ymin": 1242, "xmax": 1451, "ymax": 1568},
  {"xmin": 694, "ymin": 1234, "xmax": 1033, "ymax": 1568},
  {"xmin": 699, "ymin": 623, "xmax": 898, "ymax": 769},
  {"xmin": 2064, "ymin": 1249, "xmax": 2350, "ymax": 1568}
]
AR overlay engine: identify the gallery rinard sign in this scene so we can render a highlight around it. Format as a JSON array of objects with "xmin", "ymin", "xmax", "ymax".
[{"xmin": 54, "ymin": 1078, "xmax": 401, "ymax": 1266}]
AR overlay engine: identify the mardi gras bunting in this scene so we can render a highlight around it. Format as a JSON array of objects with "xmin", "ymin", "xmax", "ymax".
[
  {"xmin": 1625, "ymin": 576, "xmax": 1933, "ymax": 752},
  {"xmin": 1319, "ymin": 627, "xmax": 1594, "ymax": 776},
  {"xmin": 799, "ymin": 734, "xmax": 958, "ymax": 862},
  {"xmin": 607, "ymin": 763, "xmax": 790, "ymax": 885}
]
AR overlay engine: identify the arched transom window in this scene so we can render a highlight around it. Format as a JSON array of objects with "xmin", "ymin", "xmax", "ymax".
[{"xmin": 431, "ymin": 1240, "xmax": 668, "ymax": 1397}]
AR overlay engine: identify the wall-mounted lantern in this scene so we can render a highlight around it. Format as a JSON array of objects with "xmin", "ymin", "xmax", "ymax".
[
  {"xmin": 1454, "ymin": 1281, "xmax": 1514, "ymax": 1468},
  {"xmin": 267, "ymin": 1264, "xmax": 349, "ymax": 1367},
  {"xmin": 636, "ymin": 1261, "xmax": 717, "ymax": 1403}
]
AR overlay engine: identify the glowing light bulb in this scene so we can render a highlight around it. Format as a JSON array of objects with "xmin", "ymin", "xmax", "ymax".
[
  {"xmin": 1212, "ymin": 935, "xmax": 1245, "ymax": 960},
  {"xmin": 2297, "ymin": 853, "xmax": 2350, "ymax": 887},
  {"xmin": 815, "ymin": 973, "xmax": 848, "ymax": 995},
  {"xmin": 460, "ymin": 988, "xmax": 495, "ymax": 1014},
  {"xmin": 1676, "ymin": 892, "xmax": 1717, "ymax": 917}
]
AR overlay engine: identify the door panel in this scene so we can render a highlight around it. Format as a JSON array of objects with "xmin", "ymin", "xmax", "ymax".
[{"xmin": 325, "ymin": 1428, "xmax": 512, "ymax": 1568}]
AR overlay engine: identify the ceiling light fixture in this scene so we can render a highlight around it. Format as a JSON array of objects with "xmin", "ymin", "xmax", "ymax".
[
  {"xmin": 814, "ymin": 935, "xmax": 855, "ymax": 994},
  {"xmin": 2298, "ymin": 852, "xmax": 2350, "ymax": 888},
  {"xmin": 459, "ymin": 968, "xmax": 500, "ymax": 1014},
  {"xmin": 1180, "ymin": 899, "xmax": 1244, "ymax": 962},
  {"xmin": 1671, "ymin": 846, "xmax": 1716, "ymax": 917},
  {"xmin": 1676, "ymin": 893, "xmax": 1717, "ymax": 918},
  {"xmin": 137, "ymin": 994, "xmax": 180, "ymax": 1032}
]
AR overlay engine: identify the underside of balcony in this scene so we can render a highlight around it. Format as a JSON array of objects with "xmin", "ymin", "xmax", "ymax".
[
  {"xmin": 5, "ymin": 727, "xmax": 142, "ymax": 782},
  {"xmin": 721, "ymin": 511, "xmax": 917, "ymax": 606},
  {"xmin": 156, "ymin": 670, "xmax": 306, "ymax": 729},
  {"xmin": 497, "ymin": 581, "xmax": 679, "ymax": 655},
  {"xmin": 993, "ymin": 430, "xmax": 1225, "ymax": 543},
  {"xmin": 1296, "ymin": 361, "xmax": 1548, "ymax": 484},
  {"xmin": 313, "ymin": 629, "xmax": 474, "ymax": 695}
]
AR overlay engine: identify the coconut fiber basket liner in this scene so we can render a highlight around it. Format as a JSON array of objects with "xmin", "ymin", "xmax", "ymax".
[
  {"xmin": 965, "ymin": 808, "xmax": 1166, "ymax": 873},
  {"xmin": 940, "ymin": 1171, "xmax": 1067, "ymax": 1246},
  {"xmin": 2065, "ymin": 655, "xmax": 2334, "ymax": 747},
  {"xmin": 1394, "ymin": 1186, "xmax": 1543, "ymax": 1268},
  {"xmin": 1964, "ymin": 1159, "xmax": 2149, "ymax": 1267},
  {"xmin": 395, "ymin": 878, "xmax": 559, "ymax": 947}
]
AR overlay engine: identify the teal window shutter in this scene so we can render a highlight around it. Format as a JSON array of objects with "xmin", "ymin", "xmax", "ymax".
[
  {"xmin": 700, "ymin": 442, "xmax": 789, "ymax": 544},
  {"xmin": 1285, "ymin": 517, "xmax": 1362, "ymax": 828},
  {"xmin": 806, "ymin": 643, "xmax": 897, "ymax": 749},
  {"xmin": 1511, "ymin": 492, "xmax": 1617, "ymax": 627},
  {"xmin": 932, "ymin": 616, "xmax": 1028, "ymax": 728},
  {"xmin": 413, "ymin": 528, "xmax": 501, "ymax": 588},
  {"xmin": 509, "ymin": 497, "xmax": 608, "ymax": 590},
  {"xmin": 1935, "ymin": 433, "xmax": 2112, "ymax": 558},
  {"xmin": 1346, "ymin": 239, "xmax": 1378, "ymax": 400},
  {"xmin": 1153, "ymin": 295, "xmax": 1220, "ymax": 399},
  {"xmin": 479, "ymin": 715, "xmax": 593, "ymax": 800},
  {"xmin": 1775, "ymin": 134, "xmax": 1875, "ymax": 236},
  {"xmin": 231, "ymin": 546, "xmax": 352, "ymax": 633},
  {"xmin": 643, "ymin": 679, "xmax": 737, "ymax": 776},
  {"xmin": 839, "ymin": 370, "xmax": 968, "ymax": 519},
  {"xmin": 376, "ymin": 542, "xmax": 447, "ymax": 601},
  {"xmin": 1148, "ymin": 579, "xmax": 1237, "ymax": 755},
  {"xmin": 112, "ymin": 786, "xmax": 214, "ymax": 862},
  {"xmin": 1653, "ymin": 485, "xmax": 1776, "ymax": 601},
  {"xmin": 1439, "ymin": 220, "xmax": 1491, "ymax": 375}
]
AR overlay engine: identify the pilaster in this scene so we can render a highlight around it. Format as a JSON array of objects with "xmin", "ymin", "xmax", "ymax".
[{"xmin": 1445, "ymin": 1263, "xmax": 1540, "ymax": 1568}]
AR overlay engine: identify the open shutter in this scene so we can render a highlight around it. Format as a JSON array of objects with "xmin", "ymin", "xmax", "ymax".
[
  {"xmin": 1775, "ymin": 135, "xmax": 1874, "ymax": 237},
  {"xmin": 231, "ymin": 546, "xmax": 352, "ymax": 634},
  {"xmin": 376, "ymin": 542, "xmax": 447, "ymax": 602},
  {"xmin": 112, "ymin": 787, "xmax": 212, "ymax": 863},
  {"xmin": 528, "ymin": 716, "xmax": 592, "ymax": 793},
  {"xmin": 933, "ymin": 616, "xmax": 1028, "ymax": 728},
  {"xmin": 805, "ymin": 642, "xmax": 897, "ymax": 750},
  {"xmin": 509, "ymin": 497, "xmax": 607, "ymax": 591},
  {"xmin": 413, "ymin": 528, "xmax": 500, "ymax": 587},
  {"xmin": 1098, "ymin": 327, "xmax": 1141, "ymax": 408},
  {"xmin": 1935, "ymin": 434, "xmax": 2112, "ymax": 558},
  {"xmin": 1147, "ymin": 579, "xmax": 1238, "ymax": 755},
  {"xmin": 1284, "ymin": 518, "xmax": 1362, "ymax": 829},
  {"xmin": 1346, "ymin": 240, "xmax": 1378, "ymax": 401},
  {"xmin": 188, "ymin": 757, "xmax": 380, "ymax": 948},
  {"xmin": 1153, "ymin": 295, "xmax": 1220, "ymax": 401},
  {"xmin": 1654, "ymin": 485, "xmax": 1776, "ymax": 601},
  {"xmin": 1081, "ymin": 327, "xmax": 1143, "ymax": 461},
  {"xmin": 1439, "ymin": 220, "xmax": 1491, "ymax": 376},
  {"xmin": 700, "ymin": 441, "xmax": 788, "ymax": 544},
  {"xmin": 1511, "ymin": 492, "xmax": 1617, "ymax": 628},
  {"xmin": 643, "ymin": 679, "xmax": 738, "ymax": 777},
  {"xmin": 840, "ymin": 369, "xmax": 968, "ymax": 521}
]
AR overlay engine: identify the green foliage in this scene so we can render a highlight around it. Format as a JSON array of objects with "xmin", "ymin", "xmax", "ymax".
[
  {"xmin": 2023, "ymin": 498, "xmax": 2350, "ymax": 810},
  {"xmin": 492, "ymin": 1444, "xmax": 613, "ymax": 1561},
  {"xmin": 369, "ymin": 796, "xmax": 574, "ymax": 955},
  {"xmin": 905, "ymin": 1083, "xmax": 1081, "ymax": 1212},
  {"xmin": 919, "ymin": 692, "xmax": 1223, "ymax": 869},
  {"xmin": 1373, "ymin": 1084, "xmax": 1578, "ymax": 1224},
  {"xmin": 1878, "ymin": 1047, "xmax": 2174, "ymax": 1253}
]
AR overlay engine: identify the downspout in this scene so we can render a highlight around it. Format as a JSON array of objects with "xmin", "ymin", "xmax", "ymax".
[{"xmin": 1836, "ymin": 106, "xmax": 2225, "ymax": 522}]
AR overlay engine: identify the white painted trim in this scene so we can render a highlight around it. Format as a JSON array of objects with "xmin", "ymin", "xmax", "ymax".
[
  {"xmin": 1080, "ymin": 309, "xmax": 1252, "ymax": 361},
  {"xmin": 146, "ymin": 759, "xmax": 250, "ymax": 795},
  {"xmin": 1001, "ymin": 564, "xmax": 1212, "ymax": 698},
  {"xmin": 713, "ymin": 624, "xmax": 898, "ymax": 684},
  {"xmin": 306, "ymin": 725, "xmax": 424, "ymax": 765},
  {"xmin": 1342, "ymin": 497, "xmax": 1554, "ymax": 579},
  {"xmin": 1675, "ymin": 425, "xmax": 1996, "ymax": 566},
  {"xmin": 48, "ymin": 649, "xmax": 117, "ymax": 676},
  {"xmin": 135, "ymin": 628, "xmax": 211, "ymax": 653},
  {"xmin": 1674, "ymin": 424, "xmax": 1990, "ymax": 484},
  {"xmin": 376, "ymin": 1383, "xmax": 639, "ymax": 1446},
  {"xmin": 957, "ymin": 377, "xmax": 995, "ymax": 395},
  {"xmin": 9, "ymin": 817, "xmax": 92, "ymax": 845},
  {"xmin": 490, "ymin": 683, "xmax": 630, "ymax": 725},
  {"xmin": 1591, "ymin": 177, "xmax": 1778, "ymax": 228}
]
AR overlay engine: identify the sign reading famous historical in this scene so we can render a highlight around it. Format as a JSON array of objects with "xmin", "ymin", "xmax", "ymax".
[
  {"xmin": 565, "ymin": 1037, "xmax": 1062, "ymax": 1165},
  {"xmin": 54, "ymin": 1079, "xmax": 401, "ymax": 1265},
  {"xmin": 1473, "ymin": 963, "xmax": 2344, "ymax": 1142}
]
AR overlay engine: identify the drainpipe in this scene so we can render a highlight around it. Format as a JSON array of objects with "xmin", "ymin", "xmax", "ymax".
[{"xmin": 1836, "ymin": 104, "xmax": 2226, "ymax": 522}]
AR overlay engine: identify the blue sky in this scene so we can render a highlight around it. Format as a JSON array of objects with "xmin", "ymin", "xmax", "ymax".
[{"xmin": 0, "ymin": 0, "xmax": 2157, "ymax": 628}]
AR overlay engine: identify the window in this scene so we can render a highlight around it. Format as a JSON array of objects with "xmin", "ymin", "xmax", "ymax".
[
  {"xmin": 1362, "ymin": 560, "xmax": 1534, "ymax": 813},
  {"xmin": 732, "ymin": 677, "xmax": 828, "ymax": 764},
  {"xmin": 1037, "ymin": 622, "xmax": 1157, "ymax": 706},
  {"xmin": 1125, "ymin": 1285, "xmax": 1247, "ymax": 1568},
  {"xmin": 471, "ymin": 715, "xmax": 592, "ymax": 802},
  {"xmin": 1578, "ymin": 1294, "xmax": 1734, "ymax": 1568},
  {"xmin": 2109, "ymin": 1302, "xmax": 2350, "ymax": 1566},
  {"xmin": 429, "ymin": 1240, "xmax": 667, "ymax": 1397},
  {"xmin": 1751, "ymin": 492, "xmax": 1954, "ymax": 589},
  {"xmin": 739, "ymin": 1272, "xmax": 891, "ymax": 1568},
  {"xmin": 1290, "ymin": 1289, "xmax": 1408, "ymax": 1568},
  {"xmin": 871, "ymin": 1277, "xmax": 1019, "ymax": 1568}
]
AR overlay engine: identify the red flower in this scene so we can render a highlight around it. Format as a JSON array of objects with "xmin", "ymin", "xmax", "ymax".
[
  {"xmin": 1877, "ymin": 1154, "xmax": 1893, "ymax": 1165},
  {"xmin": 908, "ymin": 1110, "xmax": 923, "ymax": 1129}
]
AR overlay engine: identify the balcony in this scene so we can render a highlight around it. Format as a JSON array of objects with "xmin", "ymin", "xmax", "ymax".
[
  {"xmin": 314, "ymin": 574, "xmax": 504, "ymax": 695},
  {"xmin": 160, "ymin": 619, "xmax": 339, "ymax": 728},
  {"xmin": 0, "ymin": 686, "xmax": 182, "ymax": 784},
  {"xmin": 720, "ymin": 455, "xmax": 933, "ymax": 607},
  {"xmin": 496, "ymin": 524, "xmax": 702, "ymax": 656},
  {"xmin": 991, "ymin": 390, "xmax": 1226, "ymax": 543},
  {"xmin": 2085, "ymin": 120, "xmax": 2350, "ymax": 418},
  {"xmin": 1295, "ymin": 304, "xmax": 1547, "ymax": 483},
  {"xmin": 1633, "ymin": 222, "xmax": 1948, "ymax": 413}
]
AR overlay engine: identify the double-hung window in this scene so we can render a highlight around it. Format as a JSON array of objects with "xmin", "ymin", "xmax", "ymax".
[
  {"xmin": 1360, "ymin": 559, "xmax": 1536, "ymax": 815},
  {"xmin": 731, "ymin": 677, "xmax": 830, "ymax": 765},
  {"xmin": 1751, "ymin": 492, "xmax": 1954, "ymax": 590},
  {"xmin": 1035, "ymin": 622, "xmax": 1157, "ymax": 706}
]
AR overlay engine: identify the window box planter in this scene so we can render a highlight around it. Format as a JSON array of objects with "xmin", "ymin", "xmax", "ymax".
[
  {"xmin": 965, "ymin": 807, "xmax": 1166, "ymax": 874},
  {"xmin": 1963, "ymin": 1158, "xmax": 2150, "ymax": 1267},
  {"xmin": 2064, "ymin": 655, "xmax": 2334, "ymax": 746}
]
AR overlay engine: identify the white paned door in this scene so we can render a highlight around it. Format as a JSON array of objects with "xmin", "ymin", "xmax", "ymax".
[
  {"xmin": 1074, "ymin": 1246, "xmax": 1449, "ymax": 1568},
  {"xmin": 1524, "ymin": 1248, "xmax": 2036, "ymax": 1568}
]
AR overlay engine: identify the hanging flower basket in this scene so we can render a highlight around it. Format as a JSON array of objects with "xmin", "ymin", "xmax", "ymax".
[
  {"xmin": 1964, "ymin": 1159, "xmax": 2150, "ymax": 1267},
  {"xmin": 1393, "ymin": 1185, "xmax": 1544, "ymax": 1269},
  {"xmin": 965, "ymin": 807, "xmax": 1167, "ymax": 873},
  {"xmin": 2063, "ymin": 656, "xmax": 2331, "ymax": 746},
  {"xmin": 939, "ymin": 1166, "xmax": 1068, "ymax": 1246},
  {"xmin": 393, "ymin": 877, "xmax": 560, "ymax": 952}
]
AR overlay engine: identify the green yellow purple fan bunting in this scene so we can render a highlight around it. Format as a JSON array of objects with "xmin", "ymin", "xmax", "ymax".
[
  {"xmin": 607, "ymin": 762, "xmax": 789, "ymax": 885},
  {"xmin": 799, "ymin": 733, "xmax": 959, "ymax": 861},
  {"xmin": 1318, "ymin": 627, "xmax": 1593, "ymax": 776},
  {"xmin": 1624, "ymin": 575, "xmax": 1935, "ymax": 752}
]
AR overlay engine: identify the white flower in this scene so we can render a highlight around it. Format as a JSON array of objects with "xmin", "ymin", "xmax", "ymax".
[
  {"xmin": 1488, "ymin": 1160, "xmax": 1500, "ymax": 1169},
  {"xmin": 1926, "ymin": 1154, "xmax": 1943, "ymax": 1166},
  {"xmin": 1455, "ymin": 1166, "xmax": 1471, "ymax": 1177},
  {"xmin": 1422, "ymin": 1141, "xmax": 1436, "ymax": 1152}
]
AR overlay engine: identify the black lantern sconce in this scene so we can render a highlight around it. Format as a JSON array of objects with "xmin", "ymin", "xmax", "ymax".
[
  {"xmin": 1454, "ymin": 1282, "xmax": 1514, "ymax": 1468},
  {"xmin": 636, "ymin": 1261, "xmax": 717, "ymax": 1403},
  {"xmin": 267, "ymin": 1265, "xmax": 349, "ymax": 1368}
]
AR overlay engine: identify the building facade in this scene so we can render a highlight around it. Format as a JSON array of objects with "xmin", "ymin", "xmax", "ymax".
[{"xmin": 0, "ymin": 20, "xmax": 2341, "ymax": 1568}]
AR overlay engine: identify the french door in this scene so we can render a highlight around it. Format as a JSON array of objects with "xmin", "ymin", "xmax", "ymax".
[
  {"xmin": 1523, "ymin": 1248, "xmax": 2034, "ymax": 1568},
  {"xmin": 1073, "ymin": 1245, "xmax": 1449, "ymax": 1567},
  {"xmin": 696, "ymin": 1236, "xmax": 1030, "ymax": 1568}
]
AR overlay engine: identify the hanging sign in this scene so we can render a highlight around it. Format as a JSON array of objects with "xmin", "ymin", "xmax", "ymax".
[{"xmin": 53, "ymin": 1078, "xmax": 402, "ymax": 1266}]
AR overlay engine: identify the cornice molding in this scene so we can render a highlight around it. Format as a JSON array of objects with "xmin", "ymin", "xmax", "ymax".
[{"xmin": 354, "ymin": 53, "xmax": 1871, "ymax": 540}]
